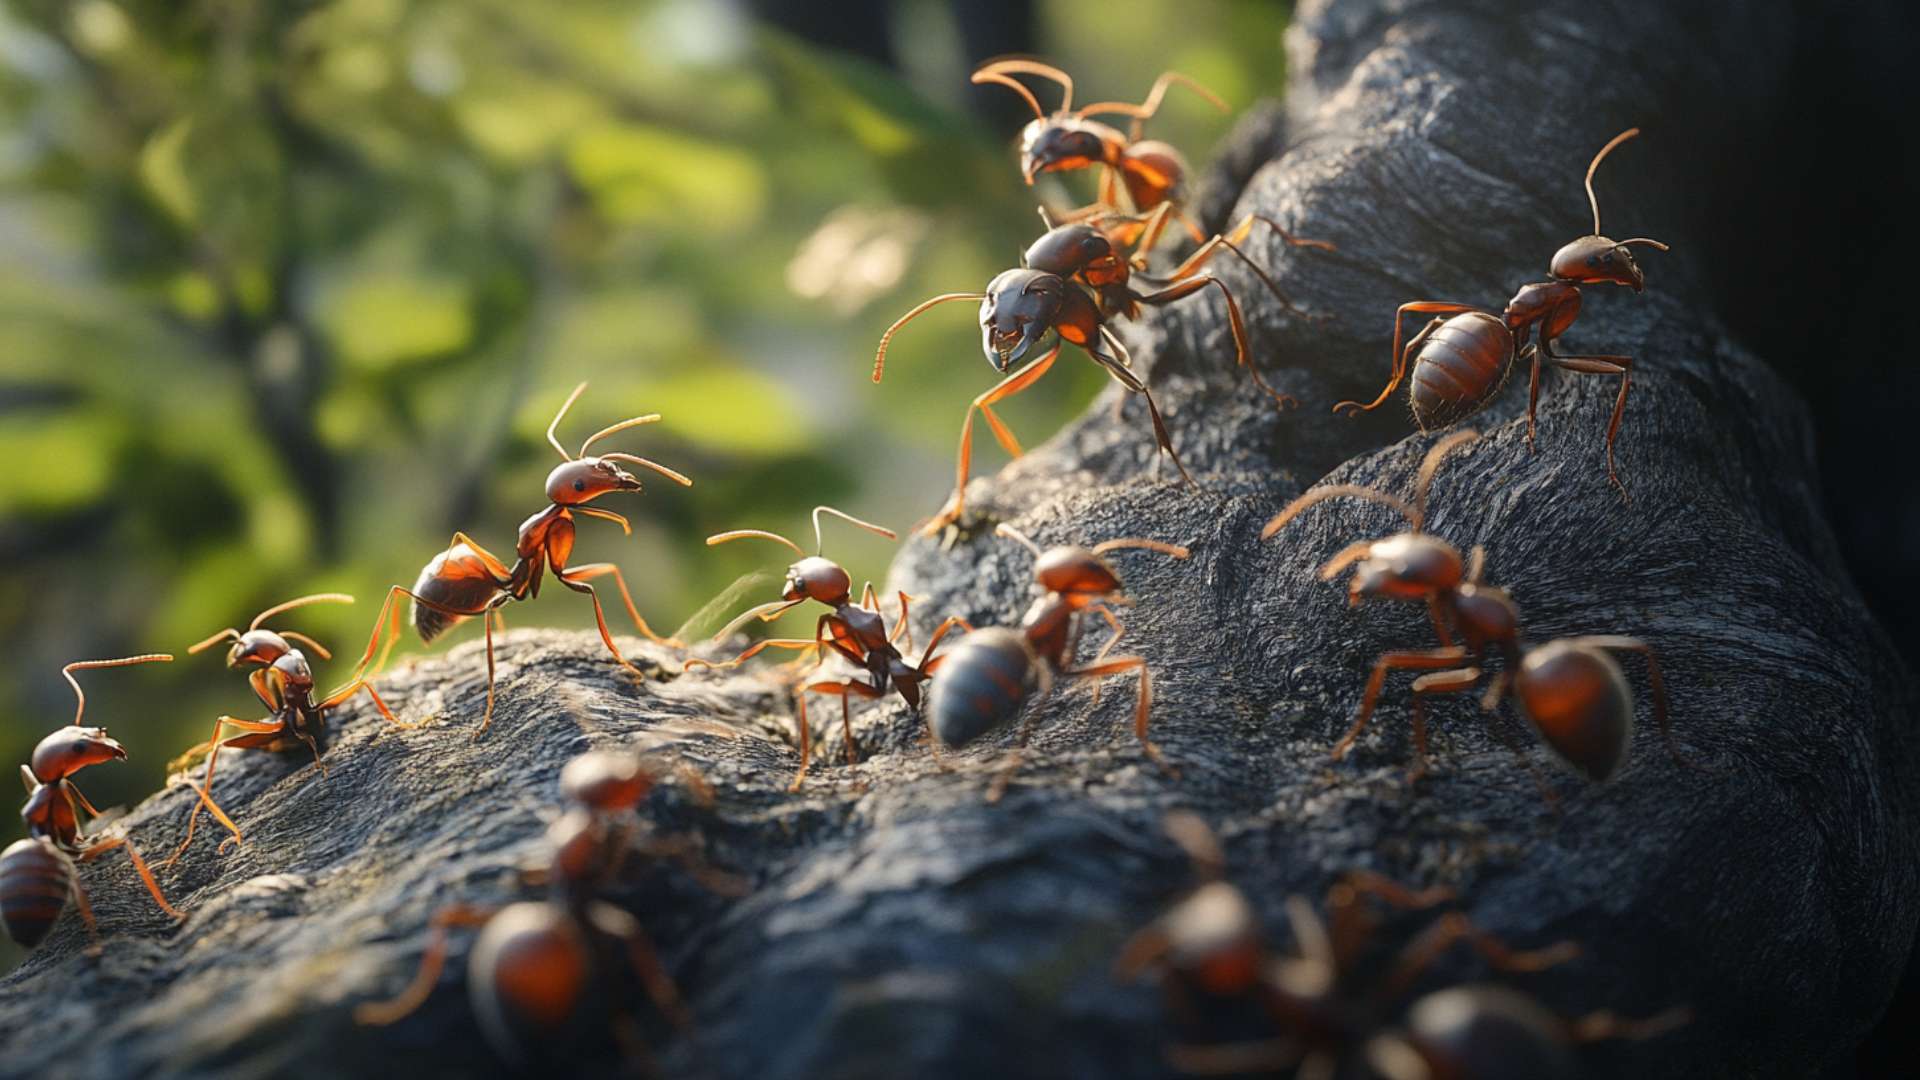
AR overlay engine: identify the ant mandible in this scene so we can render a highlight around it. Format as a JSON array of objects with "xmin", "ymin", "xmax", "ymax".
[
  {"xmin": 355, "ymin": 749, "xmax": 743, "ymax": 1067},
  {"xmin": 160, "ymin": 593, "xmax": 418, "ymax": 867},
  {"xmin": 1263, "ymin": 431, "xmax": 1690, "ymax": 785},
  {"xmin": 687, "ymin": 506, "xmax": 969, "ymax": 789},
  {"xmin": 1334, "ymin": 128, "xmax": 1669, "ymax": 495},
  {"xmin": 2, "ymin": 655, "xmax": 198, "ymax": 951},
  {"xmin": 1115, "ymin": 813, "xmax": 1684, "ymax": 1078},
  {"xmin": 876, "ymin": 208, "xmax": 1291, "ymax": 536},
  {"xmin": 972, "ymin": 60, "xmax": 1337, "ymax": 267},
  {"xmin": 348, "ymin": 382, "xmax": 693, "ymax": 735},
  {"xmin": 926, "ymin": 523, "xmax": 1187, "ymax": 799}
]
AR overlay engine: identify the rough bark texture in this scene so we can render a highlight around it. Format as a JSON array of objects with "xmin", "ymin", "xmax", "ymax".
[{"xmin": 3, "ymin": 2, "xmax": 1915, "ymax": 1078}]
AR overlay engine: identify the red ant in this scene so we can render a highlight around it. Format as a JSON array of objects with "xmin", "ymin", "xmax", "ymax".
[
  {"xmin": 348, "ymin": 382, "xmax": 693, "ymax": 735},
  {"xmin": 159, "ymin": 593, "xmax": 417, "ymax": 867},
  {"xmin": 972, "ymin": 59, "xmax": 1336, "ymax": 268},
  {"xmin": 355, "ymin": 749, "xmax": 743, "ymax": 1067},
  {"xmin": 1115, "ymin": 813, "xmax": 1685, "ymax": 1077},
  {"xmin": 1263, "ymin": 431, "xmax": 1689, "ymax": 785},
  {"xmin": 687, "ymin": 507, "xmax": 969, "ymax": 789},
  {"xmin": 2, "ymin": 655, "xmax": 199, "ymax": 950},
  {"xmin": 876, "ymin": 208, "xmax": 1301, "ymax": 535},
  {"xmin": 1333, "ymin": 128, "xmax": 1669, "ymax": 494},
  {"xmin": 925, "ymin": 523, "xmax": 1187, "ymax": 799}
]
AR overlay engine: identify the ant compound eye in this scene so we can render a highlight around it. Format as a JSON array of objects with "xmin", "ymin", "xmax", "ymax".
[{"xmin": 573, "ymin": 479, "xmax": 586, "ymax": 492}]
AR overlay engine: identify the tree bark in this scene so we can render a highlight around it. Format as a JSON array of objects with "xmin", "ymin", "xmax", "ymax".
[{"xmin": 3, "ymin": 2, "xmax": 1914, "ymax": 1078}]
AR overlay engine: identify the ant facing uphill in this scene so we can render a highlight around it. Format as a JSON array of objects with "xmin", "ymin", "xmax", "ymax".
[{"xmin": 356, "ymin": 749, "xmax": 743, "ymax": 1066}]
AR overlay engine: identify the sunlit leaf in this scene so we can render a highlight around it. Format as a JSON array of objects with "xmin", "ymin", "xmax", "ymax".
[
  {"xmin": 0, "ymin": 411, "xmax": 117, "ymax": 514},
  {"xmin": 565, "ymin": 123, "xmax": 768, "ymax": 232},
  {"xmin": 323, "ymin": 274, "xmax": 474, "ymax": 372}
]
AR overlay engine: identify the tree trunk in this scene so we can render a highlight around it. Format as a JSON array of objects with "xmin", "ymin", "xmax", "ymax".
[{"xmin": 3, "ymin": 2, "xmax": 1914, "ymax": 1078}]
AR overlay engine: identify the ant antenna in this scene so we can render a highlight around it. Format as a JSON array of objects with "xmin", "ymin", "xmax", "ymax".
[
  {"xmin": 1412, "ymin": 430, "xmax": 1478, "ymax": 531},
  {"xmin": 547, "ymin": 382, "xmax": 590, "ymax": 461},
  {"xmin": 1617, "ymin": 237, "xmax": 1671, "ymax": 251},
  {"xmin": 707, "ymin": 529, "xmax": 805, "ymax": 558},
  {"xmin": 580, "ymin": 415, "xmax": 663, "ymax": 457},
  {"xmin": 1585, "ymin": 127, "xmax": 1640, "ymax": 236},
  {"xmin": 599, "ymin": 453, "xmax": 693, "ymax": 488},
  {"xmin": 1091, "ymin": 538, "xmax": 1190, "ymax": 559},
  {"xmin": 994, "ymin": 523, "xmax": 1046, "ymax": 559},
  {"xmin": 1261, "ymin": 484, "xmax": 1414, "ymax": 541},
  {"xmin": 873, "ymin": 293, "xmax": 987, "ymax": 383},
  {"xmin": 1036, "ymin": 205, "xmax": 1056, "ymax": 230},
  {"xmin": 250, "ymin": 592, "xmax": 355, "ymax": 631},
  {"xmin": 62, "ymin": 654, "xmax": 173, "ymax": 727},
  {"xmin": 972, "ymin": 58, "xmax": 1074, "ymax": 114},
  {"xmin": 1077, "ymin": 70, "xmax": 1227, "ymax": 139},
  {"xmin": 812, "ymin": 506, "xmax": 896, "ymax": 553}
]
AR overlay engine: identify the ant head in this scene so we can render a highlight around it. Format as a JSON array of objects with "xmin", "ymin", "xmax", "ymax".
[
  {"xmin": 980, "ymin": 268, "xmax": 1064, "ymax": 372},
  {"xmin": 1549, "ymin": 235, "xmax": 1648, "ymax": 292},
  {"xmin": 30, "ymin": 725, "xmax": 126, "ymax": 783},
  {"xmin": 784, "ymin": 556, "xmax": 852, "ymax": 605},
  {"xmin": 560, "ymin": 750, "xmax": 654, "ymax": 814},
  {"xmin": 226, "ymin": 629, "xmax": 293, "ymax": 671},
  {"xmin": 545, "ymin": 457, "xmax": 642, "ymax": 506},
  {"xmin": 1347, "ymin": 534, "xmax": 1465, "ymax": 604},
  {"xmin": 1033, "ymin": 546, "xmax": 1123, "ymax": 598},
  {"xmin": 1551, "ymin": 127, "xmax": 1667, "ymax": 293},
  {"xmin": 1019, "ymin": 120, "xmax": 1108, "ymax": 183}
]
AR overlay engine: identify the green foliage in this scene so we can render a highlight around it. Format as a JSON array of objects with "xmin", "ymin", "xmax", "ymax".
[{"xmin": 0, "ymin": 0, "xmax": 1284, "ymax": 831}]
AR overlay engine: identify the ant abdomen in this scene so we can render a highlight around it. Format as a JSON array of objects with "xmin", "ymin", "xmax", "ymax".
[
  {"xmin": 468, "ymin": 901, "xmax": 593, "ymax": 1058},
  {"xmin": 1514, "ymin": 641, "xmax": 1634, "ymax": 781},
  {"xmin": 0, "ymin": 838, "xmax": 73, "ymax": 948},
  {"xmin": 1409, "ymin": 312, "xmax": 1516, "ymax": 432},
  {"xmin": 929, "ymin": 628, "xmax": 1037, "ymax": 749}
]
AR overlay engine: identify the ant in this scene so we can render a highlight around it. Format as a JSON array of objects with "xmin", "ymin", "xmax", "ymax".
[
  {"xmin": 1333, "ymin": 128, "xmax": 1670, "ymax": 494},
  {"xmin": 972, "ymin": 59, "xmax": 1336, "ymax": 267},
  {"xmin": 348, "ymin": 382, "xmax": 693, "ymax": 735},
  {"xmin": 926, "ymin": 523, "xmax": 1187, "ymax": 799},
  {"xmin": 159, "ymin": 593, "xmax": 417, "ymax": 867},
  {"xmin": 876, "ymin": 208, "xmax": 1294, "ymax": 536},
  {"xmin": 2, "ymin": 655, "xmax": 199, "ymax": 951},
  {"xmin": 1262, "ymin": 430, "xmax": 1688, "ymax": 785},
  {"xmin": 1115, "ymin": 812, "xmax": 1685, "ymax": 1077},
  {"xmin": 355, "ymin": 749, "xmax": 743, "ymax": 1067},
  {"xmin": 687, "ymin": 506, "xmax": 969, "ymax": 789}
]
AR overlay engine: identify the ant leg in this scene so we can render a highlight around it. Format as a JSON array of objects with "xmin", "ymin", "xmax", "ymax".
[
  {"xmin": 602, "ymin": 902, "xmax": 692, "ymax": 1031},
  {"xmin": 1082, "ymin": 604, "xmax": 1127, "ymax": 706},
  {"xmin": 889, "ymin": 591, "xmax": 913, "ymax": 651},
  {"xmin": 628, "ymin": 832, "xmax": 750, "ymax": 897},
  {"xmin": 1477, "ymin": 672, "xmax": 1559, "ymax": 804},
  {"xmin": 1324, "ymin": 871, "xmax": 1455, "ymax": 972},
  {"xmin": 354, "ymin": 904, "xmax": 500, "ymax": 1025},
  {"xmin": 561, "ymin": 561, "xmax": 678, "ymax": 646},
  {"xmin": 1406, "ymin": 667, "xmax": 1484, "ymax": 782},
  {"xmin": 916, "ymin": 615, "xmax": 974, "ymax": 673},
  {"xmin": 1232, "ymin": 213, "xmax": 1337, "ymax": 253},
  {"xmin": 555, "ymin": 566, "xmax": 650, "ymax": 686},
  {"xmin": 1132, "ymin": 275, "xmax": 1294, "ymax": 410},
  {"xmin": 1332, "ymin": 647, "xmax": 1469, "ymax": 762},
  {"xmin": 76, "ymin": 835, "xmax": 183, "ymax": 920},
  {"xmin": 797, "ymin": 680, "xmax": 885, "ymax": 766},
  {"xmin": 1062, "ymin": 654, "xmax": 1174, "ymax": 774},
  {"xmin": 1569, "ymin": 1007, "xmax": 1694, "ymax": 1043},
  {"xmin": 924, "ymin": 345, "xmax": 1062, "ymax": 535},
  {"xmin": 985, "ymin": 711, "xmax": 1043, "ymax": 803},
  {"xmin": 1375, "ymin": 911, "xmax": 1579, "ymax": 1003},
  {"xmin": 1426, "ymin": 596, "xmax": 1456, "ymax": 647},
  {"xmin": 69, "ymin": 876, "xmax": 100, "ymax": 951},
  {"xmin": 790, "ymin": 687, "xmax": 813, "ymax": 792},
  {"xmin": 1174, "ymin": 207, "xmax": 1210, "ymax": 245},
  {"xmin": 1545, "ymin": 352, "xmax": 1634, "ymax": 496},
  {"xmin": 681, "ymin": 638, "xmax": 817, "ymax": 673},
  {"xmin": 1566, "ymin": 635, "xmax": 1702, "ymax": 772},
  {"xmin": 1525, "ymin": 343, "xmax": 1543, "ymax": 451},
  {"xmin": 1333, "ymin": 302, "xmax": 1483, "ymax": 416},
  {"xmin": 162, "ymin": 719, "xmax": 280, "ymax": 868},
  {"xmin": 1086, "ymin": 330, "xmax": 1194, "ymax": 486},
  {"xmin": 315, "ymin": 677, "xmax": 421, "ymax": 730}
]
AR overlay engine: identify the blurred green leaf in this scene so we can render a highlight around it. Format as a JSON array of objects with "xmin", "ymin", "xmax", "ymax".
[{"xmin": 323, "ymin": 274, "xmax": 474, "ymax": 371}]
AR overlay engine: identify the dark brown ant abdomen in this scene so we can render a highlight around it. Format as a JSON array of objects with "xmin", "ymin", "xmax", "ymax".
[
  {"xmin": 1371, "ymin": 985, "xmax": 1578, "ymax": 1080},
  {"xmin": 1409, "ymin": 312, "xmax": 1515, "ymax": 431},
  {"xmin": 0, "ymin": 838, "xmax": 72, "ymax": 948},
  {"xmin": 928, "ymin": 628, "xmax": 1037, "ymax": 749},
  {"xmin": 1515, "ymin": 641, "xmax": 1633, "ymax": 781},
  {"xmin": 468, "ymin": 901, "xmax": 592, "ymax": 1059}
]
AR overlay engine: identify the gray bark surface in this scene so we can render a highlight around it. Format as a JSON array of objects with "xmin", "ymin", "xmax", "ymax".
[{"xmin": 3, "ymin": 2, "xmax": 1914, "ymax": 1078}]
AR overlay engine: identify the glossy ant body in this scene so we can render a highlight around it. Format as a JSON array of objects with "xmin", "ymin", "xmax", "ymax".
[
  {"xmin": 926, "ymin": 524, "xmax": 1187, "ymax": 798},
  {"xmin": 688, "ymin": 507, "xmax": 968, "ymax": 789},
  {"xmin": 877, "ymin": 210, "xmax": 1296, "ymax": 535},
  {"xmin": 1116, "ymin": 813, "xmax": 1683, "ymax": 1077},
  {"xmin": 1263, "ymin": 431, "xmax": 1687, "ymax": 784},
  {"xmin": 355, "ymin": 750, "xmax": 742, "ymax": 1066},
  {"xmin": 161, "ymin": 593, "xmax": 416, "ymax": 866},
  {"xmin": 1335, "ymin": 129, "xmax": 1669, "ymax": 493},
  {"xmin": 349, "ymin": 383, "xmax": 693, "ymax": 734},
  {"xmin": 2, "ymin": 655, "xmax": 192, "ymax": 950}
]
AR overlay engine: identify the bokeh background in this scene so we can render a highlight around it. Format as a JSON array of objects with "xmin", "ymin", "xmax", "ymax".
[{"xmin": 0, "ymin": 0, "xmax": 1289, "ymax": 827}]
